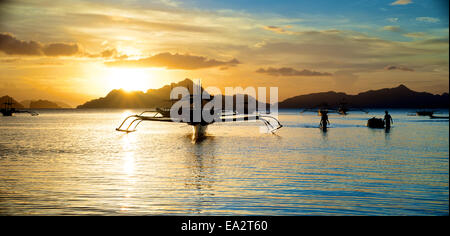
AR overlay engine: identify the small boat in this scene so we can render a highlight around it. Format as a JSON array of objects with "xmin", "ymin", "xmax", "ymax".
[
  {"xmin": 416, "ymin": 110, "xmax": 435, "ymax": 116},
  {"xmin": 1, "ymin": 97, "xmax": 38, "ymax": 116},
  {"xmin": 412, "ymin": 110, "xmax": 448, "ymax": 119},
  {"xmin": 192, "ymin": 123, "xmax": 208, "ymax": 140},
  {"xmin": 1, "ymin": 98, "xmax": 15, "ymax": 116},
  {"xmin": 367, "ymin": 117, "xmax": 384, "ymax": 128},
  {"xmin": 1, "ymin": 108, "xmax": 14, "ymax": 116}
]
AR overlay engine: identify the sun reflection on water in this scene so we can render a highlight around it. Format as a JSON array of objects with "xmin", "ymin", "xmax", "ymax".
[{"xmin": 123, "ymin": 152, "xmax": 135, "ymax": 176}]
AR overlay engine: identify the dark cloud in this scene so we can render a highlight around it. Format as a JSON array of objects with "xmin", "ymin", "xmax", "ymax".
[
  {"xmin": 256, "ymin": 67, "xmax": 332, "ymax": 76},
  {"xmin": 384, "ymin": 65, "xmax": 414, "ymax": 71},
  {"xmin": 42, "ymin": 43, "xmax": 79, "ymax": 56},
  {"xmin": 0, "ymin": 32, "xmax": 127, "ymax": 58},
  {"xmin": 0, "ymin": 32, "xmax": 42, "ymax": 55},
  {"xmin": 0, "ymin": 32, "xmax": 80, "ymax": 56},
  {"xmin": 105, "ymin": 52, "xmax": 240, "ymax": 70}
]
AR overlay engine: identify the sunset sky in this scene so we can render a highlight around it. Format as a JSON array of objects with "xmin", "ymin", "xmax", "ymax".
[{"xmin": 0, "ymin": 0, "xmax": 448, "ymax": 106}]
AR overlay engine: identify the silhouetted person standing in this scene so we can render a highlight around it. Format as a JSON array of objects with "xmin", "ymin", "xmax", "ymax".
[
  {"xmin": 320, "ymin": 110, "xmax": 330, "ymax": 129},
  {"xmin": 384, "ymin": 110, "xmax": 393, "ymax": 129}
]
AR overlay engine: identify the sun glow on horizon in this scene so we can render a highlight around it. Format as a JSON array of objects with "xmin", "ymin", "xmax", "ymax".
[{"xmin": 107, "ymin": 68, "xmax": 155, "ymax": 92}]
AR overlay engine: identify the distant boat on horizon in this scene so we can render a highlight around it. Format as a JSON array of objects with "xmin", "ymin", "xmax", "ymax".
[
  {"xmin": 415, "ymin": 110, "xmax": 449, "ymax": 119},
  {"xmin": 1, "ymin": 97, "xmax": 38, "ymax": 116}
]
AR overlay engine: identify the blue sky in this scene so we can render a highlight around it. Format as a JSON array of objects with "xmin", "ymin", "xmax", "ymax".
[
  {"xmin": 182, "ymin": 0, "xmax": 448, "ymax": 20},
  {"xmin": 180, "ymin": 0, "xmax": 448, "ymax": 37}
]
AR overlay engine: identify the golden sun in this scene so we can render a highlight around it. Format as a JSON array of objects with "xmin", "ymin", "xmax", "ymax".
[{"xmin": 107, "ymin": 68, "xmax": 153, "ymax": 92}]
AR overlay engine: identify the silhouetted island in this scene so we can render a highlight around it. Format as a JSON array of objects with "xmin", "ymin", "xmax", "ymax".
[
  {"xmin": 0, "ymin": 96, "xmax": 24, "ymax": 108},
  {"xmin": 77, "ymin": 78, "xmax": 268, "ymax": 111},
  {"xmin": 21, "ymin": 100, "xmax": 71, "ymax": 108},
  {"xmin": 0, "ymin": 96, "xmax": 75, "ymax": 109},
  {"xmin": 278, "ymin": 84, "xmax": 449, "ymax": 109},
  {"xmin": 77, "ymin": 79, "xmax": 193, "ymax": 109},
  {"xmin": 29, "ymin": 100, "xmax": 61, "ymax": 109}
]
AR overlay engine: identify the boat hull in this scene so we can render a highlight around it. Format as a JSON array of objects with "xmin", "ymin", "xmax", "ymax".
[
  {"xmin": 192, "ymin": 124, "xmax": 208, "ymax": 140},
  {"xmin": 367, "ymin": 117, "xmax": 385, "ymax": 128},
  {"xmin": 1, "ymin": 109, "xmax": 13, "ymax": 116}
]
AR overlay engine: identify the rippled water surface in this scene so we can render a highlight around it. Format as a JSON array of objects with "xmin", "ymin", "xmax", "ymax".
[{"xmin": 0, "ymin": 109, "xmax": 448, "ymax": 215}]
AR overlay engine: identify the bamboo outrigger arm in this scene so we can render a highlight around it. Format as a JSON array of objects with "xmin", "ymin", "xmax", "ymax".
[{"xmin": 115, "ymin": 111, "xmax": 282, "ymax": 133}]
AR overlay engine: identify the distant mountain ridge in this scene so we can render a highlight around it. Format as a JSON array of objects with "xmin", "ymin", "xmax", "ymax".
[
  {"xmin": 279, "ymin": 84, "xmax": 449, "ymax": 109},
  {"xmin": 29, "ymin": 100, "xmax": 61, "ymax": 109},
  {"xmin": 0, "ymin": 96, "xmax": 73, "ymax": 109},
  {"xmin": 77, "ymin": 78, "xmax": 268, "ymax": 111},
  {"xmin": 21, "ymin": 100, "xmax": 72, "ymax": 108},
  {"xmin": 77, "ymin": 81, "xmax": 449, "ymax": 109},
  {"xmin": 77, "ymin": 79, "xmax": 194, "ymax": 109}
]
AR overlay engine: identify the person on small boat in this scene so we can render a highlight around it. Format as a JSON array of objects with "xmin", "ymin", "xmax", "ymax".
[
  {"xmin": 320, "ymin": 110, "xmax": 330, "ymax": 129},
  {"xmin": 384, "ymin": 110, "xmax": 393, "ymax": 129}
]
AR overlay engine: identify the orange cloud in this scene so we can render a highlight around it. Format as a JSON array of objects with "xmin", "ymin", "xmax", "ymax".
[
  {"xmin": 85, "ymin": 48, "xmax": 128, "ymax": 59},
  {"xmin": 263, "ymin": 25, "xmax": 295, "ymax": 35},
  {"xmin": 382, "ymin": 25, "xmax": 403, "ymax": 33},
  {"xmin": 256, "ymin": 67, "xmax": 332, "ymax": 76},
  {"xmin": 105, "ymin": 52, "xmax": 240, "ymax": 70},
  {"xmin": 390, "ymin": 0, "xmax": 412, "ymax": 5}
]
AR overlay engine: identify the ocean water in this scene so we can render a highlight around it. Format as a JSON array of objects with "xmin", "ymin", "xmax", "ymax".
[{"xmin": 0, "ymin": 109, "xmax": 448, "ymax": 215}]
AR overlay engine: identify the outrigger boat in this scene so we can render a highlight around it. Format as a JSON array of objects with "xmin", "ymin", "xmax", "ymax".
[{"xmin": 115, "ymin": 95, "xmax": 282, "ymax": 139}]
